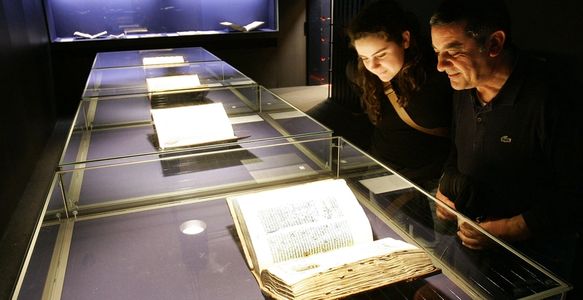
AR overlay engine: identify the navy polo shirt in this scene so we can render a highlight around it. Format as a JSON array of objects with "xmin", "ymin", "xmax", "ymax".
[{"xmin": 447, "ymin": 53, "xmax": 581, "ymax": 235}]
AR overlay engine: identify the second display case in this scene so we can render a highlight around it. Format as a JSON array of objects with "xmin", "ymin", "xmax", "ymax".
[{"xmin": 44, "ymin": 0, "xmax": 279, "ymax": 42}]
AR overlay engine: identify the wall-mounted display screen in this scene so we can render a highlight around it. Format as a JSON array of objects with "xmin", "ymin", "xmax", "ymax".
[{"xmin": 44, "ymin": 0, "xmax": 278, "ymax": 42}]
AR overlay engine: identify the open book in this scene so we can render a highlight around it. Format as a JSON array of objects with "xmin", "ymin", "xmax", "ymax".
[
  {"xmin": 227, "ymin": 179, "xmax": 440, "ymax": 300},
  {"xmin": 220, "ymin": 21, "xmax": 264, "ymax": 32},
  {"xmin": 150, "ymin": 102, "xmax": 237, "ymax": 149},
  {"xmin": 142, "ymin": 55, "xmax": 185, "ymax": 66},
  {"xmin": 73, "ymin": 30, "xmax": 108, "ymax": 39}
]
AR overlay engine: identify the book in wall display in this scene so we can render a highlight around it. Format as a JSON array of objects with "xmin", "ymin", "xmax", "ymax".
[
  {"xmin": 227, "ymin": 179, "xmax": 440, "ymax": 300},
  {"xmin": 220, "ymin": 21, "xmax": 265, "ymax": 32}
]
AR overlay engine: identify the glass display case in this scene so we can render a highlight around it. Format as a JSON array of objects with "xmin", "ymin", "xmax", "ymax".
[
  {"xmin": 15, "ymin": 137, "xmax": 570, "ymax": 300},
  {"xmin": 91, "ymin": 47, "xmax": 221, "ymax": 69},
  {"xmin": 61, "ymin": 84, "xmax": 332, "ymax": 167},
  {"xmin": 82, "ymin": 60, "xmax": 254, "ymax": 99},
  {"xmin": 44, "ymin": 0, "xmax": 278, "ymax": 43}
]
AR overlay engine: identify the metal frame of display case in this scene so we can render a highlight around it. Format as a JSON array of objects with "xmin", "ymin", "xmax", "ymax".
[
  {"xmin": 60, "ymin": 84, "xmax": 332, "ymax": 167},
  {"xmin": 90, "ymin": 47, "xmax": 222, "ymax": 69},
  {"xmin": 55, "ymin": 47, "xmax": 332, "ymax": 218},
  {"xmin": 12, "ymin": 136, "xmax": 570, "ymax": 300},
  {"xmin": 81, "ymin": 60, "xmax": 256, "ymax": 99},
  {"xmin": 57, "ymin": 85, "xmax": 333, "ymax": 220}
]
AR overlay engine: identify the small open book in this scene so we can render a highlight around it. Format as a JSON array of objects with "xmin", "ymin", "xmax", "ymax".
[
  {"xmin": 142, "ymin": 56, "xmax": 185, "ymax": 66},
  {"xmin": 151, "ymin": 103, "xmax": 237, "ymax": 149},
  {"xmin": 73, "ymin": 30, "xmax": 108, "ymax": 39},
  {"xmin": 220, "ymin": 21, "xmax": 264, "ymax": 32},
  {"xmin": 227, "ymin": 179, "xmax": 440, "ymax": 300}
]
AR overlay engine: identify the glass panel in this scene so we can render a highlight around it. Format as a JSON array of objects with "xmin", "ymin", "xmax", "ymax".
[
  {"xmin": 60, "ymin": 85, "xmax": 332, "ymax": 166},
  {"xmin": 18, "ymin": 137, "xmax": 569, "ymax": 300},
  {"xmin": 334, "ymin": 138, "xmax": 569, "ymax": 299},
  {"xmin": 52, "ymin": 137, "xmax": 334, "ymax": 218},
  {"xmin": 82, "ymin": 60, "xmax": 255, "ymax": 99},
  {"xmin": 92, "ymin": 47, "xmax": 221, "ymax": 69}
]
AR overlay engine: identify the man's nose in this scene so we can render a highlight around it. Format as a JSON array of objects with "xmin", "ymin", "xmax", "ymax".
[{"xmin": 436, "ymin": 53, "xmax": 449, "ymax": 72}]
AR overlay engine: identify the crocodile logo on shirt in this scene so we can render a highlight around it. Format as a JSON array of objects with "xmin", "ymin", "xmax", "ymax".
[{"xmin": 500, "ymin": 135, "xmax": 512, "ymax": 143}]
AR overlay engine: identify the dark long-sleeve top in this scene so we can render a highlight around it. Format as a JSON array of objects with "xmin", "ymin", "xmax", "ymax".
[
  {"xmin": 371, "ymin": 70, "xmax": 453, "ymax": 184},
  {"xmin": 440, "ymin": 52, "xmax": 583, "ymax": 237}
]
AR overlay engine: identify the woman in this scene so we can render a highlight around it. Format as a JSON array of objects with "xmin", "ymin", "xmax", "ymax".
[{"xmin": 347, "ymin": 0, "xmax": 452, "ymax": 189}]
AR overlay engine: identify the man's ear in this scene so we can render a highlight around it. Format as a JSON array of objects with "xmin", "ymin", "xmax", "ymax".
[
  {"xmin": 402, "ymin": 30, "xmax": 411, "ymax": 49},
  {"xmin": 487, "ymin": 30, "xmax": 506, "ymax": 57}
]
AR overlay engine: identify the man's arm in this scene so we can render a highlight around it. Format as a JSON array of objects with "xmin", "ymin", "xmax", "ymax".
[{"xmin": 457, "ymin": 215, "xmax": 532, "ymax": 250}]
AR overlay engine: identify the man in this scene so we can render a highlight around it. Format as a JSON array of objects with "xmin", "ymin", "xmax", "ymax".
[{"xmin": 430, "ymin": 0, "xmax": 581, "ymax": 290}]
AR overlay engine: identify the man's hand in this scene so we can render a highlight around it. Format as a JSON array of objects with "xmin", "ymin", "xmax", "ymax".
[
  {"xmin": 457, "ymin": 219, "xmax": 490, "ymax": 249},
  {"xmin": 457, "ymin": 215, "xmax": 531, "ymax": 249},
  {"xmin": 435, "ymin": 189, "xmax": 458, "ymax": 221}
]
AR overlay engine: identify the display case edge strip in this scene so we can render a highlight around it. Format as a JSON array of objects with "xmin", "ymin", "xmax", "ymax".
[{"xmin": 41, "ymin": 220, "xmax": 75, "ymax": 300}]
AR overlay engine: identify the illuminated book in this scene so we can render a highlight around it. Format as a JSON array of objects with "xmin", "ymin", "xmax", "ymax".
[
  {"xmin": 151, "ymin": 103, "xmax": 237, "ymax": 149},
  {"xmin": 142, "ymin": 56, "xmax": 186, "ymax": 66},
  {"xmin": 146, "ymin": 74, "xmax": 209, "ymax": 109},
  {"xmin": 227, "ymin": 179, "xmax": 440, "ymax": 300},
  {"xmin": 146, "ymin": 74, "xmax": 202, "ymax": 93}
]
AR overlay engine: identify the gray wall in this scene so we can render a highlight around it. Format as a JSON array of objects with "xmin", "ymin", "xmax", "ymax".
[
  {"xmin": 213, "ymin": 0, "xmax": 307, "ymax": 87},
  {"xmin": 0, "ymin": 0, "xmax": 54, "ymax": 243},
  {"xmin": 0, "ymin": 0, "xmax": 55, "ymax": 298}
]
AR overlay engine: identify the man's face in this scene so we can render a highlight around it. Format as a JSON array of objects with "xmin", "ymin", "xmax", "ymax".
[{"xmin": 431, "ymin": 22, "xmax": 490, "ymax": 90}]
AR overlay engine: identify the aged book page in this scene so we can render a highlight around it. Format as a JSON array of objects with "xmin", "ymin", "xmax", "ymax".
[
  {"xmin": 260, "ymin": 237, "xmax": 438, "ymax": 300},
  {"xmin": 262, "ymin": 237, "xmax": 417, "ymax": 285},
  {"xmin": 229, "ymin": 179, "xmax": 373, "ymax": 272},
  {"xmin": 227, "ymin": 179, "xmax": 440, "ymax": 300}
]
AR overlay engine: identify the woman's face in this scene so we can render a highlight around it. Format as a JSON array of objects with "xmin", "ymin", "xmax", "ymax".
[{"xmin": 354, "ymin": 32, "xmax": 409, "ymax": 82}]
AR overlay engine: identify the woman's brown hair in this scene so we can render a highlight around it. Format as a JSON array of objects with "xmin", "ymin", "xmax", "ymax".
[{"xmin": 347, "ymin": 0, "xmax": 433, "ymax": 125}]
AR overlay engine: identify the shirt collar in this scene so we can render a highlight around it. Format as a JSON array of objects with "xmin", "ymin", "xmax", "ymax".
[{"xmin": 471, "ymin": 50, "xmax": 525, "ymax": 109}]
